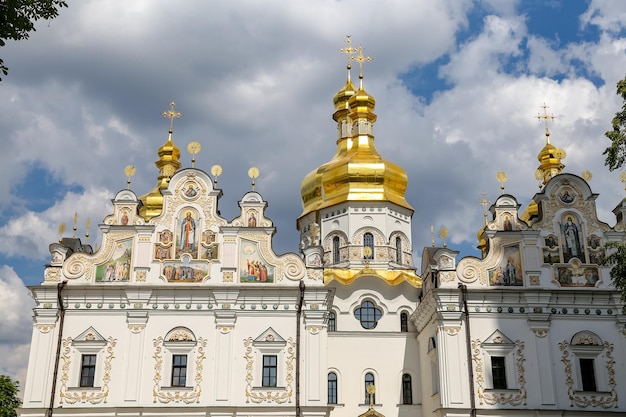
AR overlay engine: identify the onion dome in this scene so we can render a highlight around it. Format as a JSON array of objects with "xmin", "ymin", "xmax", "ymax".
[
  {"xmin": 299, "ymin": 71, "xmax": 412, "ymax": 218},
  {"xmin": 139, "ymin": 102, "xmax": 182, "ymax": 221}
]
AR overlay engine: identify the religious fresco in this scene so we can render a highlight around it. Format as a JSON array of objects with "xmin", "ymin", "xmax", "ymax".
[
  {"xmin": 247, "ymin": 210, "xmax": 258, "ymax": 227},
  {"xmin": 200, "ymin": 243, "xmax": 219, "ymax": 261},
  {"xmin": 182, "ymin": 182, "xmax": 199, "ymax": 200},
  {"xmin": 239, "ymin": 240, "xmax": 274, "ymax": 283},
  {"xmin": 489, "ymin": 245, "xmax": 523, "ymax": 286},
  {"xmin": 587, "ymin": 235, "xmax": 605, "ymax": 265},
  {"xmin": 154, "ymin": 229, "xmax": 174, "ymax": 260},
  {"xmin": 96, "ymin": 239, "xmax": 132, "ymax": 282},
  {"xmin": 560, "ymin": 215, "xmax": 584, "ymax": 263},
  {"xmin": 542, "ymin": 234, "xmax": 560, "ymax": 264},
  {"xmin": 162, "ymin": 257, "xmax": 209, "ymax": 282},
  {"xmin": 555, "ymin": 259, "xmax": 599, "ymax": 287},
  {"xmin": 176, "ymin": 208, "xmax": 199, "ymax": 259}
]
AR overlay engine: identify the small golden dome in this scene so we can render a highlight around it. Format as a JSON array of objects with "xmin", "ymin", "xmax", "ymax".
[
  {"xmin": 333, "ymin": 69, "xmax": 356, "ymax": 115},
  {"xmin": 139, "ymin": 132, "xmax": 182, "ymax": 221}
]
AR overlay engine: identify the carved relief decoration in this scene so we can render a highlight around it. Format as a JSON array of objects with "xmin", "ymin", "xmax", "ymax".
[
  {"xmin": 243, "ymin": 337, "xmax": 295, "ymax": 404},
  {"xmin": 59, "ymin": 336, "xmax": 117, "ymax": 404},
  {"xmin": 471, "ymin": 339, "xmax": 527, "ymax": 406},
  {"xmin": 152, "ymin": 336, "xmax": 207, "ymax": 404},
  {"xmin": 558, "ymin": 340, "xmax": 617, "ymax": 408}
]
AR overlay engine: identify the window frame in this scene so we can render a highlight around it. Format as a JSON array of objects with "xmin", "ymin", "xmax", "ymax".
[
  {"xmin": 262, "ymin": 354, "xmax": 278, "ymax": 387},
  {"xmin": 401, "ymin": 373, "xmax": 412, "ymax": 405},
  {"xmin": 490, "ymin": 356, "xmax": 507, "ymax": 389},
  {"xmin": 171, "ymin": 354, "xmax": 188, "ymax": 387},
  {"xmin": 395, "ymin": 236, "xmax": 402, "ymax": 263},
  {"xmin": 363, "ymin": 232, "xmax": 374, "ymax": 259},
  {"xmin": 364, "ymin": 372, "xmax": 375, "ymax": 404},
  {"xmin": 400, "ymin": 311, "xmax": 408, "ymax": 332},
  {"xmin": 328, "ymin": 372, "xmax": 338, "ymax": 404},
  {"xmin": 328, "ymin": 311, "xmax": 336, "ymax": 332},
  {"xmin": 79, "ymin": 354, "xmax": 97, "ymax": 388},
  {"xmin": 332, "ymin": 236, "xmax": 340, "ymax": 263},
  {"xmin": 354, "ymin": 300, "xmax": 382, "ymax": 330}
]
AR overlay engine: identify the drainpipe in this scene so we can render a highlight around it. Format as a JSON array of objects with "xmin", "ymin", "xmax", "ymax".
[
  {"xmin": 458, "ymin": 283, "xmax": 476, "ymax": 417},
  {"xmin": 296, "ymin": 280, "xmax": 305, "ymax": 417},
  {"xmin": 47, "ymin": 280, "xmax": 67, "ymax": 417}
]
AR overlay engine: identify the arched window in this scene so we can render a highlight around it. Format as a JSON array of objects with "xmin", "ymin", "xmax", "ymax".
[
  {"xmin": 328, "ymin": 311, "xmax": 336, "ymax": 332},
  {"xmin": 402, "ymin": 374, "xmax": 412, "ymax": 404},
  {"xmin": 364, "ymin": 233, "xmax": 374, "ymax": 259},
  {"xmin": 328, "ymin": 372, "xmax": 338, "ymax": 404},
  {"xmin": 364, "ymin": 372, "xmax": 375, "ymax": 404},
  {"xmin": 354, "ymin": 300, "xmax": 382, "ymax": 329},
  {"xmin": 332, "ymin": 236, "xmax": 340, "ymax": 263},
  {"xmin": 400, "ymin": 311, "xmax": 408, "ymax": 332},
  {"xmin": 395, "ymin": 236, "xmax": 402, "ymax": 263}
]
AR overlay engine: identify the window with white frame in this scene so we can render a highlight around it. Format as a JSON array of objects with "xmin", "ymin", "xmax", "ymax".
[
  {"xmin": 71, "ymin": 327, "xmax": 108, "ymax": 389},
  {"xmin": 328, "ymin": 310, "xmax": 336, "ymax": 332},
  {"xmin": 354, "ymin": 300, "xmax": 382, "ymax": 329},
  {"xmin": 480, "ymin": 330, "xmax": 517, "ymax": 390},
  {"xmin": 161, "ymin": 327, "xmax": 197, "ymax": 389},
  {"xmin": 401, "ymin": 373, "xmax": 412, "ymax": 404},
  {"xmin": 567, "ymin": 331, "xmax": 607, "ymax": 392},
  {"xmin": 400, "ymin": 311, "xmax": 408, "ymax": 332},
  {"xmin": 395, "ymin": 236, "xmax": 402, "ymax": 263},
  {"xmin": 332, "ymin": 236, "xmax": 340, "ymax": 263},
  {"xmin": 363, "ymin": 233, "xmax": 374, "ymax": 259},
  {"xmin": 364, "ymin": 372, "xmax": 375, "ymax": 404},
  {"xmin": 248, "ymin": 327, "xmax": 289, "ymax": 390},
  {"xmin": 328, "ymin": 372, "xmax": 338, "ymax": 404}
]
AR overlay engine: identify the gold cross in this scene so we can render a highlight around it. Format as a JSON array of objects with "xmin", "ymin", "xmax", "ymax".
[
  {"xmin": 536, "ymin": 103, "xmax": 556, "ymax": 134},
  {"xmin": 353, "ymin": 45, "xmax": 372, "ymax": 79},
  {"xmin": 478, "ymin": 192, "xmax": 491, "ymax": 226},
  {"xmin": 339, "ymin": 35, "xmax": 357, "ymax": 67},
  {"xmin": 163, "ymin": 101, "xmax": 182, "ymax": 132}
]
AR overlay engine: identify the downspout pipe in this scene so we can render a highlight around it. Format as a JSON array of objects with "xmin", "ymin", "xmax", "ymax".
[
  {"xmin": 458, "ymin": 283, "xmax": 476, "ymax": 417},
  {"xmin": 296, "ymin": 280, "xmax": 306, "ymax": 417},
  {"xmin": 47, "ymin": 280, "xmax": 67, "ymax": 417}
]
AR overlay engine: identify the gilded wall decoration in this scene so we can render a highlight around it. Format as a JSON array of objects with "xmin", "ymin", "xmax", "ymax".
[
  {"xmin": 152, "ymin": 336, "xmax": 207, "ymax": 404},
  {"xmin": 36, "ymin": 324, "xmax": 55, "ymax": 333},
  {"xmin": 59, "ymin": 336, "xmax": 117, "ymax": 404},
  {"xmin": 223, "ymin": 271, "xmax": 234, "ymax": 283},
  {"xmin": 44, "ymin": 268, "xmax": 61, "ymax": 282},
  {"xmin": 135, "ymin": 270, "xmax": 147, "ymax": 282},
  {"xmin": 471, "ymin": 339, "xmax": 527, "ymax": 406},
  {"xmin": 559, "ymin": 340, "xmax": 617, "ymax": 408},
  {"xmin": 243, "ymin": 337, "xmax": 295, "ymax": 404}
]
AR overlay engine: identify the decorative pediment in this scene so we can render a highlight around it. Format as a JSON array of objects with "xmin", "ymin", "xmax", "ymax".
[
  {"xmin": 233, "ymin": 191, "xmax": 273, "ymax": 228},
  {"xmin": 165, "ymin": 326, "xmax": 196, "ymax": 342},
  {"xmin": 73, "ymin": 327, "xmax": 106, "ymax": 346},
  {"xmin": 254, "ymin": 327, "xmax": 286, "ymax": 346},
  {"xmin": 482, "ymin": 329, "xmax": 514, "ymax": 347}
]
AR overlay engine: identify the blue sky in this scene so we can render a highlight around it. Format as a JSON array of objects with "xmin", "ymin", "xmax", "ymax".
[{"xmin": 1, "ymin": 0, "xmax": 626, "ymax": 384}]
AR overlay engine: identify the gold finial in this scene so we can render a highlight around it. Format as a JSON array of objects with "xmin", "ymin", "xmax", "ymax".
[
  {"xmin": 58, "ymin": 223, "xmax": 66, "ymax": 243},
  {"xmin": 430, "ymin": 225, "xmax": 435, "ymax": 248},
  {"xmin": 187, "ymin": 141, "xmax": 201, "ymax": 168},
  {"xmin": 496, "ymin": 171, "xmax": 507, "ymax": 194},
  {"xmin": 582, "ymin": 170, "xmax": 592, "ymax": 182},
  {"xmin": 211, "ymin": 164, "xmax": 222, "ymax": 185},
  {"xmin": 620, "ymin": 172, "xmax": 626, "ymax": 190},
  {"xmin": 85, "ymin": 217, "xmax": 91, "ymax": 244},
  {"xmin": 163, "ymin": 101, "xmax": 181, "ymax": 133},
  {"xmin": 536, "ymin": 102, "xmax": 556, "ymax": 143},
  {"xmin": 72, "ymin": 212, "xmax": 78, "ymax": 238},
  {"xmin": 124, "ymin": 165, "xmax": 136, "ymax": 189},
  {"xmin": 366, "ymin": 384, "xmax": 376, "ymax": 408},
  {"xmin": 248, "ymin": 167, "xmax": 259, "ymax": 191},
  {"xmin": 353, "ymin": 45, "xmax": 372, "ymax": 89},
  {"xmin": 478, "ymin": 192, "xmax": 491, "ymax": 226},
  {"xmin": 438, "ymin": 226, "xmax": 448, "ymax": 248},
  {"xmin": 534, "ymin": 168, "xmax": 544, "ymax": 188}
]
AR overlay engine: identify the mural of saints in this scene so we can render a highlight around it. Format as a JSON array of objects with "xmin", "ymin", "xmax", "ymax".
[
  {"xmin": 176, "ymin": 210, "xmax": 198, "ymax": 258},
  {"xmin": 489, "ymin": 245, "xmax": 523, "ymax": 286}
]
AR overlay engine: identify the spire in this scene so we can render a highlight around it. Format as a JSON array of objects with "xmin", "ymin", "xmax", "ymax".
[
  {"xmin": 535, "ymin": 103, "xmax": 565, "ymax": 186},
  {"xmin": 138, "ymin": 101, "xmax": 182, "ymax": 221}
]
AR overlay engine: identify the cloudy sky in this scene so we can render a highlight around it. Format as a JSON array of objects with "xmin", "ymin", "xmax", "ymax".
[{"xmin": 1, "ymin": 0, "xmax": 626, "ymax": 386}]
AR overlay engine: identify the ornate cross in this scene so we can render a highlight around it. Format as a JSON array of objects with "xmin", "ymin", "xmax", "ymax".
[
  {"xmin": 339, "ymin": 35, "xmax": 357, "ymax": 67},
  {"xmin": 353, "ymin": 45, "xmax": 372, "ymax": 80},
  {"xmin": 478, "ymin": 192, "xmax": 491, "ymax": 226},
  {"xmin": 536, "ymin": 102, "xmax": 556, "ymax": 134},
  {"xmin": 163, "ymin": 101, "xmax": 182, "ymax": 132}
]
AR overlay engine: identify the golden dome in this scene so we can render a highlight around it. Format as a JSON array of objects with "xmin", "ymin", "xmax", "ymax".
[
  {"xmin": 300, "ymin": 74, "xmax": 412, "ymax": 218},
  {"xmin": 138, "ymin": 131, "xmax": 182, "ymax": 221}
]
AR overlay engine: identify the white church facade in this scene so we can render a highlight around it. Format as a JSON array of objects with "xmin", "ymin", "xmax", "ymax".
[{"xmin": 18, "ymin": 45, "xmax": 626, "ymax": 417}]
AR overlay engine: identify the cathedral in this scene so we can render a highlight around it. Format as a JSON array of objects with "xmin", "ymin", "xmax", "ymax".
[{"xmin": 18, "ymin": 43, "xmax": 626, "ymax": 417}]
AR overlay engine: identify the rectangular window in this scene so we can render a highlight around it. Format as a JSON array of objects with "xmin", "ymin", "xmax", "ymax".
[
  {"xmin": 402, "ymin": 374, "xmax": 412, "ymax": 404},
  {"xmin": 171, "ymin": 354, "xmax": 187, "ymax": 387},
  {"xmin": 262, "ymin": 355, "xmax": 277, "ymax": 387},
  {"xmin": 80, "ymin": 354, "xmax": 96, "ymax": 387},
  {"xmin": 328, "ymin": 373, "xmax": 338, "ymax": 404},
  {"xmin": 579, "ymin": 358, "xmax": 597, "ymax": 391},
  {"xmin": 491, "ymin": 356, "xmax": 507, "ymax": 389}
]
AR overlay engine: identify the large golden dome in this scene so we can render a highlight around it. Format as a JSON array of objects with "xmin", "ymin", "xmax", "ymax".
[{"xmin": 300, "ymin": 71, "xmax": 413, "ymax": 218}]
